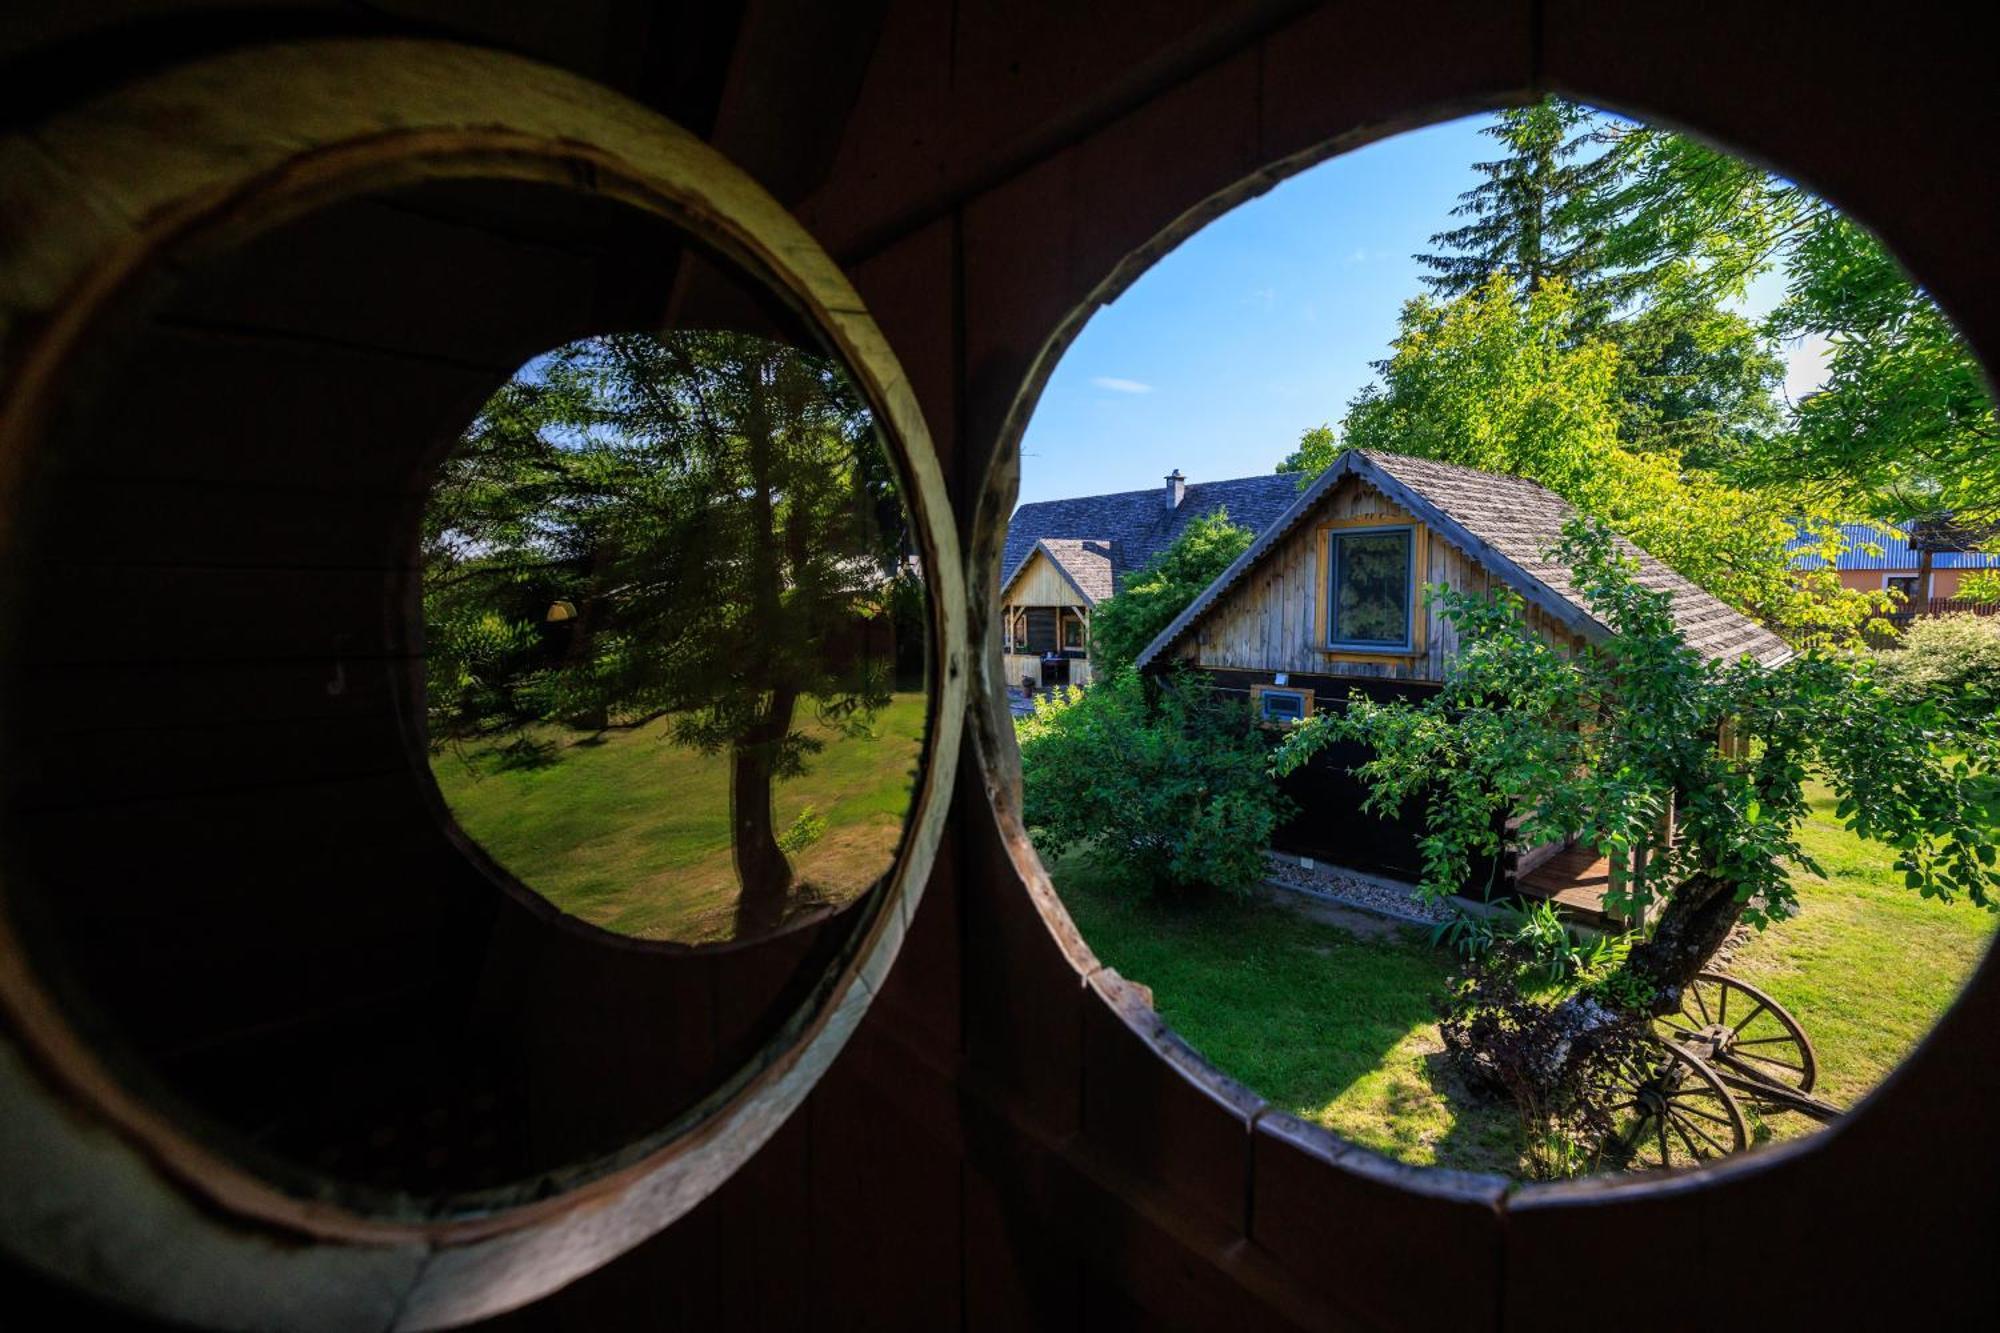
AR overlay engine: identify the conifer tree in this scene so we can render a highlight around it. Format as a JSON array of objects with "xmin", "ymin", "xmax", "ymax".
[{"xmin": 1415, "ymin": 99, "xmax": 1626, "ymax": 327}]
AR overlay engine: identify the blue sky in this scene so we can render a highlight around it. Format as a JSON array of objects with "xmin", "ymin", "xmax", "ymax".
[{"xmin": 1015, "ymin": 112, "xmax": 1829, "ymax": 507}]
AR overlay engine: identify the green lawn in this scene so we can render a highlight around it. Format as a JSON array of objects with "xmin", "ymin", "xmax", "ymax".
[
  {"xmin": 1049, "ymin": 780, "xmax": 1997, "ymax": 1177},
  {"xmin": 432, "ymin": 693, "xmax": 925, "ymax": 943}
]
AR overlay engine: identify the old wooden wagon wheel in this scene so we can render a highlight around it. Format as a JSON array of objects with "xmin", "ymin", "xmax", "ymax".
[
  {"xmin": 1657, "ymin": 971, "xmax": 1819, "ymax": 1094},
  {"xmin": 1601, "ymin": 1041, "xmax": 1750, "ymax": 1170}
]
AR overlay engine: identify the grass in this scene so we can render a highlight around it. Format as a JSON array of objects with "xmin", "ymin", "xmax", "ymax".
[
  {"xmin": 1722, "ymin": 781, "xmax": 1998, "ymax": 1147},
  {"xmin": 432, "ymin": 693, "xmax": 924, "ymax": 943},
  {"xmin": 1054, "ymin": 854, "xmax": 1520, "ymax": 1174},
  {"xmin": 1049, "ymin": 779, "xmax": 1998, "ymax": 1177}
]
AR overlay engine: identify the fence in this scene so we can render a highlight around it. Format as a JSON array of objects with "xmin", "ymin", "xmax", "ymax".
[{"xmin": 1872, "ymin": 597, "xmax": 1999, "ymax": 646}]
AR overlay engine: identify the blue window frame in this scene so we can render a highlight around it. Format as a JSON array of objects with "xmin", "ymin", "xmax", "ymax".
[
  {"xmin": 1259, "ymin": 688, "xmax": 1307, "ymax": 723},
  {"xmin": 1326, "ymin": 525, "xmax": 1416, "ymax": 652}
]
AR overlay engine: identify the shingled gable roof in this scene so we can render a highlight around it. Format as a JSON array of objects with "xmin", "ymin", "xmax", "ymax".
[
  {"xmin": 1001, "ymin": 471, "xmax": 1303, "ymax": 599},
  {"xmin": 1135, "ymin": 449, "xmax": 1795, "ymax": 670},
  {"xmin": 1005, "ymin": 537, "xmax": 1116, "ymax": 605}
]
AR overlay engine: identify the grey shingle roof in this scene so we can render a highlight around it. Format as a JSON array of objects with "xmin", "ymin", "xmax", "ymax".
[
  {"xmin": 1001, "ymin": 471, "xmax": 1303, "ymax": 599},
  {"xmin": 1135, "ymin": 449, "xmax": 1794, "ymax": 670}
]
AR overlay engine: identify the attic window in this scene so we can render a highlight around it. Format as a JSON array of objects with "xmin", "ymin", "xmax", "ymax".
[{"xmin": 1326, "ymin": 525, "xmax": 1417, "ymax": 652}]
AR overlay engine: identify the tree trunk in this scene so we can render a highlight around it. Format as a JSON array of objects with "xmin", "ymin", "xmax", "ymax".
[
  {"xmin": 731, "ymin": 685, "xmax": 799, "ymax": 938},
  {"xmin": 1621, "ymin": 872, "xmax": 1749, "ymax": 1014}
]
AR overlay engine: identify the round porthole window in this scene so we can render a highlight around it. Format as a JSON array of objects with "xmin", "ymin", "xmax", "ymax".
[{"xmin": 0, "ymin": 39, "xmax": 961, "ymax": 1328}]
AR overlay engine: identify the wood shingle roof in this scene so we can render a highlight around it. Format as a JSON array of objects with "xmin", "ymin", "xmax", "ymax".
[{"xmin": 1135, "ymin": 450, "xmax": 1795, "ymax": 670}]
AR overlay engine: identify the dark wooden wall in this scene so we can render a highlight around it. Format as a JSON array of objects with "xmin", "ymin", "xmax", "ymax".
[{"xmin": 3, "ymin": 3, "xmax": 1997, "ymax": 1329}]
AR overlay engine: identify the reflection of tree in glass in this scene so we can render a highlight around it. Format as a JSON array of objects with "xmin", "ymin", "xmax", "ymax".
[
  {"xmin": 424, "ymin": 331, "xmax": 917, "ymax": 937},
  {"xmin": 1337, "ymin": 533, "xmax": 1409, "ymax": 643}
]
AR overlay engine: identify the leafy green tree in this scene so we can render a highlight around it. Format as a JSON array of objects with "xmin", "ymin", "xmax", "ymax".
[
  {"xmin": 1087, "ymin": 509, "xmax": 1254, "ymax": 675},
  {"xmin": 1275, "ymin": 423, "xmax": 1337, "ymax": 475},
  {"xmin": 1961, "ymin": 571, "xmax": 2000, "ymax": 604},
  {"xmin": 424, "ymin": 331, "xmax": 912, "ymax": 936},
  {"xmin": 1339, "ymin": 275, "xmax": 1885, "ymax": 643},
  {"xmin": 1019, "ymin": 671, "xmax": 1291, "ymax": 897},
  {"xmin": 1274, "ymin": 519, "xmax": 2000, "ymax": 1005},
  {"xmin": 1420, "ymin": 100, "xmax": 1793, "ymax": 467},
  {"xmin": 1585, "ymin": 124, "xmax": 2000, "ymax": 537},
  {"xmin": 1762, "ymin": 219, "xmax": 1999, "ymax": 529}
]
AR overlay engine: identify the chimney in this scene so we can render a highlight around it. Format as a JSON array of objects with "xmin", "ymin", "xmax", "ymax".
[{"xmin": 1165, "ymin": 469, "xmax": 1186, "ymax": 509}]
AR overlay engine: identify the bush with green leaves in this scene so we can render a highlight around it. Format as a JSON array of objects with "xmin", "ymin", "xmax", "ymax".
[
  {"xmin": 1959, "ymin": 570, "xmax": 2000, "ymax": 605},
  {"xmin": 1436, "ymin": 938, "xmax": 1652, "ymax": 1180},
  {"xmin": 1018, "ymin": 670, "xmax": 1292, "ymax": 897},
  {"xmin": 1874, "ymin": 613, "xmax": 2000, "ymax": 719},
  {"xmin": 1086, "ymin": 510, "xmax": 1254, "ymax": 676}
]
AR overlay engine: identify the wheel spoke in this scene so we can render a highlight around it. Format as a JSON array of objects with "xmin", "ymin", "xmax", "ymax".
[
  {"xmin": 1668, "ymin": 1112, "xmax": 1722, "ymax": 1161},
  {"xmin": 1691, "ymin": 983, "xmax": 1714, "ymax": 1026},
  {"xmin": 1729, "ymin": 1002, "xmax": 1768, "ymax": 1038},
  {"xmin": 1732, "ymin": 1035, "xmax": 1800, "ymax": 1046},
  {"xmin": 1730, "ymin": 1051, "xmax": 1806, "ymax": 1075},
  {"xmin": 1661, "ymin": 1100, "xmax": 1737, "ymax": 1129},
  {"xmin": 1667, "ymin": 1109, "xmax": 1729, "ymax": 1157}
]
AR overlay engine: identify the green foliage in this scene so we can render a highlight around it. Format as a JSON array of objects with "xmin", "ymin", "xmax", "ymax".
[
  {"xmin": 1582, "ymin": 116, "xmax": 1998, "ymax": 530},
  {"xmin": 423, "ymin": 330, "xmax": 917, "ymax": 931},
  {"xmin": 1418, "ymin": 96, "xmax": 1996, "ymax": 581},
  {"xmin": 1436, "ymin": 941, "xmax": 1651, "ymax": 1180},
  {"xmin": 1018, "ymin": 671, "xmax": 1292, "ymax": 897},
  {"xmin": 1087, "ymin": 509, "xmax": 1254, "ymax": 674},
  {"xmin": 1274, "ymin": 518, "xmax": 2000, "ymax": 989},
  {"xmin": 777, "ymin": 805, "xmax": 829, "ymax": 854},
  {"xmin": 1764, "ymin": 218, "xmax": 1999, "ymax": 527},
  {"xmin": 1960, "ymin": 571, "xmax": 2000, "ymax": 604},
  {"xmin": 1416, "ymin": 99, "xmax": 1627, "ymax": 326},
  {"xmin": 1340, "ymin": 275, "xmax": 1888, "ymax": 645},
  {"xmin": 1874, "ymin": 614, "xmax": 2000, "ymax": 719},
  {"xmin": 1275, "ymin": 423, "xmax": 1338, "ymax": 477},
  {"xmin": 1428, "ymin": 909, "xmax": 1498, "ymax": 963}
]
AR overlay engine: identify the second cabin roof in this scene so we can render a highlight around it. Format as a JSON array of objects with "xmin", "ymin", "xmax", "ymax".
[{"xmin": 1134, "ymin": 449, "xmax": 1795, "ymax": 671}]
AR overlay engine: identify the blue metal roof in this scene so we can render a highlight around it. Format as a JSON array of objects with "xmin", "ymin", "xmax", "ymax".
[{"xmin": 1789, "ymin": 522, "xmax": 2000, "ymax": 571}]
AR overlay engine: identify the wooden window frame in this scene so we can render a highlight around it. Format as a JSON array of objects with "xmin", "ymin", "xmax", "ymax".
[
  {"xmin": 1250, "ymin": 682, "xmax": 1315, "ymax": 725},
  {"xmin": 1315, "ymin": 519, "xmax": 1429, "ymax": 659}
]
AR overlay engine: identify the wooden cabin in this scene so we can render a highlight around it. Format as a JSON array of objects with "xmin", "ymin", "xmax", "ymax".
[
  {"xmin": 1137, "ymin": 449, "xmax": 1793, "ymax": 910},
  {"xmin": 1001, "ymin": 469, "xmax": 1301, "ymax": 691},
  {"xmin": 1000, "ymin": 538, "xmax": 1109, "ymax": 688}
]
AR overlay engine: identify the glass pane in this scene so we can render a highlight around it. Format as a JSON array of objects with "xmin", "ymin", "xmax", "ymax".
[
  {"xmin": 1333, "ymin": 531, "xmax": 1411, "ymax": 644},
  {"xmin": 1262, "ymin": 691, "xmax": 1304, "ymax": 720},
  {"xmin": 425, "ymin": 330, "xmax": 927, "ymax": 945}
]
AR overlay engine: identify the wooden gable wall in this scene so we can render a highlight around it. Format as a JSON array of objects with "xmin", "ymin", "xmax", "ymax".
[
  {"xmin": 1003, "ymin": 548, "xmax": 1088, "ymax": 607},
  {"xmin": 1167, "ymin": 474, "xmax": 1587, "ymax": 682}
]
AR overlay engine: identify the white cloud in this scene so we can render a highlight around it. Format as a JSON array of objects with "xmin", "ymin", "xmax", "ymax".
[{"xmin": 1090, "ymin": 376, "xmax": 1155, "ymax": 395}]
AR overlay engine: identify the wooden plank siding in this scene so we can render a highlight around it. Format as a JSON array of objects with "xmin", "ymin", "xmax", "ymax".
[
  {"xmin": 1002, "ymin": 547, "xmax": 1088, "ymax": 607},
  {"xmin": 1167, "ymin": 475, "xmax": 1586, "ymax": 683}
]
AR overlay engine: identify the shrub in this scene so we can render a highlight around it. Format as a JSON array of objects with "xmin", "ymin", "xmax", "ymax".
[
  {"xmin": 778, "ymin": 805, "xmax": 828, "ymax": 854},
  {"xmin": 1874, "ymin": 612, "xmax": 2000, "ymax": 717},
  {"xmin": 1017, "ymin": 670, "xmax": 1292, "ymax": 896},
  {"xmin": 1438, "ymin": 939, "xmax": 1652, "ymax": 1179}
]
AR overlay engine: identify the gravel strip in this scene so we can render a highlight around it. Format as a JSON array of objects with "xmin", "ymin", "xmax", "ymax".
[{"xmin": 1262, "ymin": 851, "xmax": 1455, "ymax": 926}]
